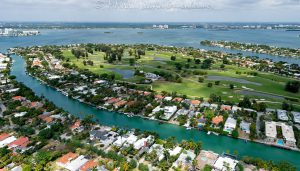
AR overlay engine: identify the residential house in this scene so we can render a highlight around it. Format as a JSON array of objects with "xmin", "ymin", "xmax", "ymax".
[
  {"xmin": 173, "ymin": 150, "xmax": 196, "ymax": 169},
  {"xmin": 221, "ymin": 105, "xmax": 232, "ymax": 111},
  {"xmin": 212, "ymin": 115, "xmax": 224, "ymax": 126},
  {"xmin": 214, "ymin": 156, "xmax": 238, "ymax": 171},
  {"xmin": 56, "ymin": 152, "xmax": 79, "ymax": 168},
  {"xmin": 162, "ymin": 106, "xmax": 177, "ymax": 120},
  {"xmin": 80, "ymin": 160, "xmax": 98, "ymax": 171},
  {"xmin": 223, "ymin": 117, "xmax": 237, "ymax": 134},
  {"xmin": 168, "ymin": 146, "xmax": 182, "ymax": 156},
  {"xmin": 0, "ymin": 136, "xmax": 17, "ymax": 148},
  {"xmin": 172, "ymin": 97, "xmax": 183, "ymax": 103},
  {"xmin": 277, "ymin": 109, "xmax": 289, "ymax": 121},
  {"xmin": 8, "ymin": 136, "xmax": 29, "ymax": 152},
  {"xmin": 292, "ymin": 111, "xmax": 300, "ymax": 124},
  {"xmin": 148, "ymin": 144, "xmax": 165, "ymax": 161},
  {"xmin": 196, "ymin": 150, "xmax": 219, "ymax": 170},
  {"xmin": 240, "ymin": 121, "xmax": 251, "ymax": 134},
  {"xmin": 265, "ymin": 121, "xmax": 277, "ymax": 142},
  {"xmin": 113, "ymin": 100, "xmax": 127, "ymax": 109},
  {"xmin": 66, "ymin": 155, "xmax": 88, "ymax": 171},
  {"xmin": 71, "ymin": 120, "xmax": 84, "ymax": 132},
  {"xmin": 11, "ymin": 96, "xmax": 25, "ymax": 101}
]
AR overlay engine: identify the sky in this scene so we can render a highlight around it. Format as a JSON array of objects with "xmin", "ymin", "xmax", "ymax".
[{"xmin": 0, "ymin": 0, "xmax": 299, "ymax": 22}]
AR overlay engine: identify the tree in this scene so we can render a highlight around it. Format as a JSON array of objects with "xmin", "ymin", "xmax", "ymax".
[
  {"xmin": 220, "ymin": 64, "xmax": 225, "ymax": 69},
  {"xmin": 194, "ymin": 141, "xmax": 202, "ymax": 155},
  {"xmin": 129, "ymin": 159, "xmax": 137, "ymax": 169},
  {"xmin": 285, "ymin": 81, "xmax": 300, "ymax": 93},
  {"xmin": 207, "ymin": 82, "xmax": 213, "ymax": 88},
  {"xmin": 129, "ymin": 58, "xmax": 135, "ymax": 66},
  {"xmin": 81, "ymin": 115, "xmax": 94, "ymax": 128},
  {"xmin": 198, "ymin": 77, "xmax": 204, "ymax": 83},
  {"xmin": 232, "ymin": 129, "xmax": 239, "ymax": 138},
  {"xmin": 249, "ymin": 123, "xmax": 257, "ymax": 140},
  {"xmin": 238, "ymin": 96, "xmax": 252, "ymax": 108},
  {"xmin": 276, "ymin": 161, "xmax": 296, "ymax": 171},
  {"xmin": 170, "ymin": 56, "xmax": 176, "ymax": 61},
  {"xmin": 138, "ymin": 163, "xmax": 149, "ymax": 171}
]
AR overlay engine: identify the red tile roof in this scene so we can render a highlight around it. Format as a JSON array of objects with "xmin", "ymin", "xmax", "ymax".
[
  {"xmin": 0, "ymin": 133, "xmax": 10, "ymax": 141},
  {"xmin": 221, "ymin": 105, "xmax": 232, "ymax": 111},
  {"xmin": 191, "ymin": 100, "xmax": 201, "ymax": 105},
  {"xmin": 212, "ymin": 116, "xmax": 224, "ymax": 125},
  {"xmin": 57, "ymin": 152, "xmax": 78, "ymax": 164},
  {"xmin": 155, "ymin": 94, "xmax": 164, "ymax": 99},
  {"xmin": 12, "ymin": 96, "xmax": 24, "ymax": 101},
  {"xmin": 39, "ymin": 115, "xmax": 54, "ymax": 123},
  {"xmin": 106, "ymin": 98, "xmax": 120, "ymax": 104},
  {"xmin": 8, "ymin": 136, "xmax": 29, "ymax": 148},
  {"xmin": 113, "ymin": 100, "xmax": 127, "ymax": 108},
  {"xmin": 71, "ymin": 120, "xmax": 81, "ymax": 130},
  {"xmin": 172, "ymin": 97, "xmax": 183, "ymax": 102},
  {"xmin": 80, "ymin": 160, "xmax": 98, "ymax": 171}
]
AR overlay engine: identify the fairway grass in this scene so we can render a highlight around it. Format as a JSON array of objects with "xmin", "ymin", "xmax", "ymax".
[{"xmin": 62, "ymin": 49, "xmax": 300, "ymax": 105}]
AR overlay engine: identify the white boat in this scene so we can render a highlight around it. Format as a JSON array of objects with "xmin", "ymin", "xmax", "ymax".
[
  {"xmin": 212, "ymin": 132, "xmax": 219, "ymax": 136},
  {"xmin": 207, "ymin": 131, "xmax": 211, "ymax": 135},
  {"xmin": 186, "ymin": 127, "xmax": 192, "ymax": 130}
]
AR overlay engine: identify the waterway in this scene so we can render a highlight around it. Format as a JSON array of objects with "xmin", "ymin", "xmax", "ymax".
[{"xmin": 10, "ymin": 54, "xmax": 300, "ymax": 170}]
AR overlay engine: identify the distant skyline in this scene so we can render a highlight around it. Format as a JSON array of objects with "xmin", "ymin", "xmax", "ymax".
[{"xmin": 0, "ymin": 0, "xmax": 300, "ymax": 22}]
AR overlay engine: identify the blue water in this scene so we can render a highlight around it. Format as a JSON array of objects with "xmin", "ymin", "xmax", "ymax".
[{"xmin": 0, "ymin": 28, "xmax": 300, "ymax": 64}]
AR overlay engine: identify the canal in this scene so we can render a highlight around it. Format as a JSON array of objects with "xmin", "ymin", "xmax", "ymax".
[{"xmin": 10, "ymin": 55, "xmax": 300, "ymax": 169}]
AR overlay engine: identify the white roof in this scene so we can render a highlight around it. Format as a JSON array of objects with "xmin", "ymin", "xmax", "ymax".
[
  {"xmin": 277, "ymin": 109, "xmax": 288, "ymax": 121},
  {"xmin": 281, "ymin": 123, "xmax": 296, "ymax": 143},
  {"xmin": 224, "ymin": 117, "xmax": 237, "ymax": 128},
  {"xmin": 214, "ymin": 156, "xmax": 238, "ymax": 171},
  {"xmin": 11, "ymin": 166, "xmax": 22, "ymax": 171},
  {"xmin": 126, "ymin": 134, "xmax": 138, "ymax": 145},
  {"xmin": 133, "ymin": 136, "xmax": 152, "ymax": 150},
  {"xmin": 113, "ymin": 136, "xmax": 127, "ymax": 147},
  {"xmin": 265, "ymin": 121, "xmax": 277, "ymax": 139},
  {"xmin": 292, "ymin": 111, "xmax": 300, "ymax": 124},
  {"xmin": 14, "ymin": 112, "xmax": 27, "ymax": 117},
  {"xmin": 152, "ymin": 106, "xmax": 162, "ymax": 113},
  {"xmin": 173, "ymin": 150, "xmax": 196, "ymax": 167},
  {"xmin": 65, "ymin": 155, "xmax": 88, "ymax": 171},
  {"xmin": 231, "ymin": 105, "xmax": 241, "ymax": 112},
  {"xmin": 169, "ymin": 146, "xmax": 182, "ymax": 156},
  {"xmin": 164, "ymin": 97, "xmax": 172, "ymax": 101},
  {"xmin": 148, "ymin": 144, "xmax": 164, "ymax": 161},
  {"xmin": 0, "ymin": 136, "xmax": 17, "ymax": 148}
]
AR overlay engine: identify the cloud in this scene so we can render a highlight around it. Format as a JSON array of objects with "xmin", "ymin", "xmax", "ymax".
[{"xmin": 0, "ymin": 0, "xmax": 299, "ymax": 22}]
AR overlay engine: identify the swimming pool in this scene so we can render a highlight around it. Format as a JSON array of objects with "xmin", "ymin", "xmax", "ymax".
[{"xmin": 277, "ymin": 139, "xmax": 284, "ymax": 146}]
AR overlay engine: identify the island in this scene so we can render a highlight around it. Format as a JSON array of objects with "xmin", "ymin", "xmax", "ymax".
[{"xmin": 201, "ymin": 40, "xmax": 300, "ymax": 58}]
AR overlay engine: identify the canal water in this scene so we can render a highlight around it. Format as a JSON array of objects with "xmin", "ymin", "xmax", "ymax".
[{"xmin": 10, "ymin": 55, "xmax": 300, "ymax": 169}]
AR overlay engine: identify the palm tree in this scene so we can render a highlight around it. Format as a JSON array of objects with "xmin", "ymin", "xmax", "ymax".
[
  {"xmin": 121, "ymin": 162, "xmax": 129, "ymax": 171},
  {"xmin": 163, "ymin": 150, "xmax": 170, "ymax": 163}
]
